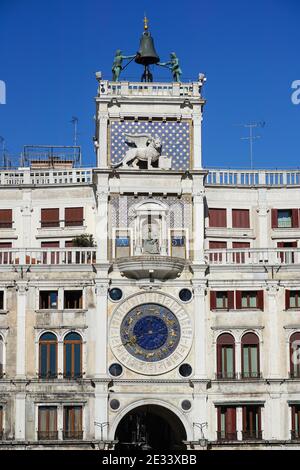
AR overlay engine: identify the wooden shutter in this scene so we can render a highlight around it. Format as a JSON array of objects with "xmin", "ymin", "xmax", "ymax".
[
  {"xmin": 285, "ymin": 290, "xmax": 290, "ymax": 310},
  {"xmin": 226, "ymin": 407, "xmax": 236, "ymax": 434},
  {"xmin": 257, "ymin": 291, "xmax": 264, "ymax": 310},
  {"xmin": 41, "ymin": 208, "xmax": 59, "ymax": 227},
  {"xmin": 236, "ymin": 291, "xmax": 242, "ymax": 309},
  {"xmin": 271, "ymin": 209, "xmax": 278, "ymax": 228},
  {"xmin": 232, "ymin": 209, "xmax": 250, "ymax": 228},
  {"xmin": 209, "ymin": 209, "xmax": 227, "ymax": 228},
  {"xmin": 65, "ymin": 207, "xmax": 83, "ymax": 226},
  {"xmin": 210, "ymin": 291, "xmax": 216, "ymax": 310},
  {"xmin": 228, "ymin": 291, "xmax": 235, "ymax": 309},
  {"xmin": 292, "ymin": 209, "xmax": 299, "ymax": 228},
  {"xmin": 0, "ymin": 209, "xmax": 12, "ymax": 228}
]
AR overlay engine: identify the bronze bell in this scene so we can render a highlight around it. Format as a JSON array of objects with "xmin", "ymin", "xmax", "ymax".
[{"xmin": 135, "ymin": 30, "xmax": 160, "ymax": 66}]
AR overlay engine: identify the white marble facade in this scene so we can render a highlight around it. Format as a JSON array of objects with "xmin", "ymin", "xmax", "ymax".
[{"xmin": 0, "ymin": 76, "xmax": 299, "ymax": 450}]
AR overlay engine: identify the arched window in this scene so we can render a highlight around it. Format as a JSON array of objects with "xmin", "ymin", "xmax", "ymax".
[
  {"xmin": 290, "ymin": 332, "xmax": 300, "ymax": 378},
  {"xmin": 39, "ymin": 333, "xmax": 57, "ymax": 379},
  {"xmin": 217, "ymin": 333, "xmax": 235, "ymax": 379},
  {"xmin": 241, "ymin": 333, "xmax": 260, "ymax": 379},
  {"xmin": 64, "ymin": 332, "xmax": 82, "ymax": 378},
  {"xmin": 0, "ymin": 336, "xmax": 3, "ymax": 378}
]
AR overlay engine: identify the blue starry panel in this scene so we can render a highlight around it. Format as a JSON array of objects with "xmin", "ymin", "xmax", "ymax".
[{"xmin": 110, "ymin": 120, "xmax": 191, "ymax": 170}]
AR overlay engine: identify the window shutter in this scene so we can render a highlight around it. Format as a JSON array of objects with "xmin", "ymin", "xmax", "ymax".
[
  {"xmin": 228, "ymin": 291, "xmax": 234, "ymax": 309},
  {"xmin": 65, "ymin": 207, "xmax": 83, "ymax": 226},
  {"xmin": 292, "ymin": 209, "xmax": 299, "ymax": 228},
  {"xmin": 209, "ymin": 209, "xmax": 227, "ymax": 228},
  {"xmin": 0, "ymin": 209, "xmax": 12, "ymax": 228},
  {"xmin": 271, "ymin": 209, "xmax": 278, "ymax": 228},
  {"xmin": 232, "ymin": 209, "xmax": 250, "ymax": 228},
  {"xmin": 285, "ymin": 290, "xmax": 290, "ymax": 310},
  {"xmin": 210, "ymin": 291, "xmax": 216, "ymax": 310},
  {"xmin": 41, "ymin": 208, "xmax": 59, "ymax": 227},
  {"xmin": 257, "ymin": 290, "xmax": 264, "ymax": 310},
  {"xmin": 236, "ymin": 291, "xmax": 242, "ymax": 309}
]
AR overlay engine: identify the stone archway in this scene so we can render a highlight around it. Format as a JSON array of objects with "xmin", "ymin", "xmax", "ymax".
[{"xmin": 114, "ymin": 404, "xmax": 187, "ymax": 451}]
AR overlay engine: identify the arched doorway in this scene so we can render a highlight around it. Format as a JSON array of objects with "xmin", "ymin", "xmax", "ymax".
[{"xmin": 114, "ymin": 405, "xmax": 187, "ymax": 451}]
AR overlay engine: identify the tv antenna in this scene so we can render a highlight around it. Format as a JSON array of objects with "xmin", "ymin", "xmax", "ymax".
[
  {"xmin": 70, "ymin": 116, "xmax": 81, "ymax": 166},
  {"xmin": 239, "ymin": 121, "xmax": 265, "ymax": 169},
  {"xmin": 237, "ymin": 121, "xmax": 266, "ymax": 170}
]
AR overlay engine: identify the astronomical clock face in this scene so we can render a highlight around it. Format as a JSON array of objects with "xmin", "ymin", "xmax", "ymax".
[
  {"xmin": 120, "ymin": 304, "xmax": 181, "ymax": 362},
  {"xmin": 109, "ymin": 292, "xmax": 193, "ymax": 375}
]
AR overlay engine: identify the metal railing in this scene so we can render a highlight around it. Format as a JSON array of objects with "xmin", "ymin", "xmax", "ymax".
[
  {"xmin": 63, "ymin": 430, "xmax": 83, "ymax": 440},
  {"xmin": 0, "ymin": 248, "xmax": 97, "ymax": 265},
  {"xmin": 291, "ymin": 430, "xmax": 300, "ymax": 440},
  {"xmin": 217, "ymin": 431, "xmax": 237, "ymax": 441},
  {"xmin": 206, "ymin": 169, "xmax": 300, "ymax": 186},
  {"xmin": 38, "ymin": 431, "xmax": 59, "ymax": 440},
  {"xmin": 242, "ymin": 430, "xmax": 263, "ymax": 440},
  {"xmin": 206, "ymin": 248, "xmax": 300, "ymax": 265},
  {"xmin": 289, "ymin": 371, "xmax": 300, "ymax": 379},
  {"xmin": 215, "ymin": 372, "xmax": 238, "ymax": 380}
]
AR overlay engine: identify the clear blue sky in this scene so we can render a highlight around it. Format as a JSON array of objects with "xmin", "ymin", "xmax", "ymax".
[{"xmin": 0, "ymin": 0, "xmax": 300, "ymax": 169}]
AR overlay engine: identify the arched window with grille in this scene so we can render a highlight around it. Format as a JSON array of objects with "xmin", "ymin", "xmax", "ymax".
[
  {"xmin": 64, "ymin": 332, "xmax": 82, "ymax": 379},
  {"xmin": 290, "ymin": 332, "xmax": 300, "ymax": 378},
  {"xmin": 0, "ymin": 335, "xmax": 3, "ymax": 378},
  {"xmin": 39, "ymin": 332, "xmax": 57, "ymax": 379},
  {"xmin": 217, "ymin": 333, "xmax": 235, "ymax": 379},
  {"xmin": 241, "ymin": 333, "xmax": 260, "ymax": 379}
]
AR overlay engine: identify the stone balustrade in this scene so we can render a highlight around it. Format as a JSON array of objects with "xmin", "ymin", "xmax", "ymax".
[
  {"xmin": 206, "ymin": 169, "xmax": 300, "ymax": 186},
  {"xmin": 0, "ymin": 168, "xmax": 92, "ymax": 186},
  {"xmin": 206, "ymin": 248, "xmax": 300, "ymax": 265},
  {"xmin": 0, "ymin": 248, "xmax": 97, "ymax": 265}
]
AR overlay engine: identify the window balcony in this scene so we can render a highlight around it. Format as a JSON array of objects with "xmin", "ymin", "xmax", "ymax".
[
  {"xmin": 240, "ymin": 372, "xmax": 262, "ymax": 380},
  {"xmin": 242, "ymin": 430, "xmax": 263, "ymax": 441},
  {"xmin": 38, "ymin": 372, "xmax": 58, "ymax": 380},
  {"xmin": 116, "ymin": 255, "xmax": 188, "ymax": 280},
  {"xmin": 289, "ymin": 371, "xmax": 300, "ymax": 379},
  {"xmin": 38, "ymin": 431, "xmax": 59, "ymax": 440},
  {"xmin": 63, "ymin": 430, "xmax": 83, "ymax": 440},
  {"xmin": 217, "ymin": 431, "xmax": 237, "ymax": 442},
  {"xmin": 215, "ymin": 372, "xmax": 238, "ymax": 380},
  {"xmin": 291, "ymin": 430, "xmax": 300, "ymax": 441}
]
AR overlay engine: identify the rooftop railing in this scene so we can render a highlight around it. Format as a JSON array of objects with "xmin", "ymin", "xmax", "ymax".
[
  {"xmin": 0, "ymin": 168, "xmax": 92, "ymax": 186},
  {"xmin": 206, "ymin": 169, "xmax": 300, "ymax": 186},
  {"xmin": 99, "ymin": 80, "xmax": 202, "ymax": 98}
]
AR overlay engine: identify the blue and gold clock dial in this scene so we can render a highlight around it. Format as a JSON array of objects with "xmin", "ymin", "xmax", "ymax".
[{"xmin": 120, "ymin": 303, "xmax": 180, "ymax": 362}]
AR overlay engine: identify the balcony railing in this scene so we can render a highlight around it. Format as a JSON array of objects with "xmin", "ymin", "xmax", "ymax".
[
  {"xmin": 38, "ymin": 431, "xmax": 59, "ymax": 440},
  {"xmin": 38, "ymin": 372, "xmax": 58, "ymax": 379},
  {"xmin": 217, "ymin": 431, "xmax": 237, "ymax": 441},
  {"xmin": 0, "ymin": 248, "xmax": 97, "ymax": 265},
  {"xmin": 242, "ymin": 430, "xmax": 263, "ymax": 441},
  {"xmin": 206, "ymin": 248, "xmax": 300, "ymax": 265},
  {"xmin": 63, "ymin": 430, "xmax": 83, "ymax": 440},
  {"xmin": 206, "ymin": 169, "xmax": 300, "ymax": 186},
  {"xmin": 215, "ymin": 372, "xmax": 238, "ymax": 380},
  {"xmin": 289, "ymin": 371, "xmax": 300, "ymax": 379},
  {"xmin": 101, "ymin": 80, "xmax": 202, "ymax": 98},
  {"xmin": 291, "ymin": 430, "xmax": 300, "ymax": 440},
  {"xmin": 240, "ymin": 372, "xmax": 262, "ymax": 379}
]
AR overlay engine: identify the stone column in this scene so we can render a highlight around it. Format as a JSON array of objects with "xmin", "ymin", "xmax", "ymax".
[
  {"xmin": 257, "ymin": 189, "xmax": 269, "ymax": 253},
  {"xmin": 96, "ymin": 178, "xmax": 109, "ymax": 263},
  {"xmin": 94, "ymin": 383, "xmax": 109, "ymax": 440},
  {"xmin": 16, "ymin": 282, "xmax": 28, "ymax": 378},
  {"xmin": 94, "ymin": 280, "xmax": 109, "ymax": 378},
  {"xmin": 192, "ymin": 184, "xmax": 205, "ymax": 263},
  {"xmin": 193, "ymin": 113, "xmax": 203, "ymax": 169},
  {"xmin": 266, "ymin": 282, "xmax": 280, "ymax": 378},
  {"xmin": 236, "ymin": 407, "xmax": 243, "ymax": 440},
  {"xmin": 97, "ymin": 114, "xmax": 109, "ymax": 168},
  {"xmin": 193, "ymin": 282, "xmax": 207, "ymax": 379},
  {"xmin": 15, "ymin": 392, "xmax": 26, "ymax": 440}
]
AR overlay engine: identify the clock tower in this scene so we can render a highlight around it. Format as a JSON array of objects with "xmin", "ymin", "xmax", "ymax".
[{"xmin": 93, "ymin": 21, "xmax": 208, "ymax": 450}]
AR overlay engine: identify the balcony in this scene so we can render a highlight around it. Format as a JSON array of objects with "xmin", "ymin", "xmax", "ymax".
[
  {"xmin": 242, "ymin": 430, "xmax": 263, "ymax": 441},
  {"xmin": 291, "ymin": 430, "xmax": 300, "ymax": 441},
  {"xmin": 215, "ymin": 372, "xmax": 238, "ymax": 380},
  {"xmin": 0, "ymin": 167, "xmax": 92, "ymax": 186},
  {"xmin": 38, "ymin": 431, "xmax": 59, "ymax": 441},
  {"xmin": 63, "ymin": 430, "xmax": 83, "ymax": 440},
  {"xmin": 215, "ymin": 372, "xmax": 262, "ymax": 381},
  {"xmin": 206, "ymin": 248, "xmax": 300, "ymax": 266},
  {"xmin": 206, "ymin": 168, "xmax": 300, "ymax": 186},
  {"xmin": 289, "ymin": 371, "xmax": 300, "ymax": 379},
  {"xmin": 115, "ymin": 255, "xmax": 187, "ymax": 280},
  {"xmin": 217, "ymin": 431, "xmax": 237, "ymax": 442},
  {"xmin": 240, "ymin": 372, "xmax": 262, "ymax": 380},
  {"xmin": 0, "ymin": 248, "xmax": 97, "ymax": 266}
]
